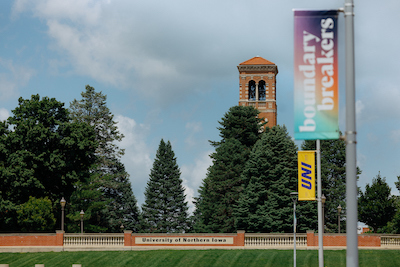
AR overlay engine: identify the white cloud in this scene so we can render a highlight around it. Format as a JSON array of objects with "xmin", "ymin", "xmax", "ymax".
[
  {"xmin": 13, "ymin": 0, "xmax": 342, "ymax": 107},
  {"xmin": 13, "ymin": 0, "xmax": 105, "ymax": 24},
  {"xmin": 181, "ymin": 150, "xmax": 213, "ymax": 214},
  {"xmin": 115, "ymin": 115, "xmax": 152, "ymax": 205},
  {"xmin": 0, "ymin": 58, "xmax": 35, "ymax": 102},
  {"xmin": 0, "ymin": 108, "xmax": 10, "ymax": 121}
]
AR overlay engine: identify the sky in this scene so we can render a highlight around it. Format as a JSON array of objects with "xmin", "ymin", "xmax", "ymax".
[{"xmin": 1, "ymin": 0, "xmax": 399, "ymax": 213}]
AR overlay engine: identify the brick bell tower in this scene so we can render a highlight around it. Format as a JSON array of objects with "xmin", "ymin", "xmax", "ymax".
[{"xmin": 237, "ymin": 56, "xmax": 278, "ymax": 128}]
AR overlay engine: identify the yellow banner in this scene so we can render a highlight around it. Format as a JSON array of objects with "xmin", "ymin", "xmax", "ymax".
[{"xmin": 298, "ymin": 151, "xmax": 316, "ymax": 201}]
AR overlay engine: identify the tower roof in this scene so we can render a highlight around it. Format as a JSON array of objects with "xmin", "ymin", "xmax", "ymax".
[{"xmin": 239, "ymin": 56, "xmax": 275, "ymax": 66}]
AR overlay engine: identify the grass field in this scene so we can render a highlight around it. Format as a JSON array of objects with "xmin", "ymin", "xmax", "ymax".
[{"xmin": 0, "ymin": 249, "xmax": 399, "ymax": 267}]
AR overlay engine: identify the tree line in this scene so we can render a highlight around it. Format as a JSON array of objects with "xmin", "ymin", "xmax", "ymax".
[{"xmin": 0, "ymin": 88, "xmax": 399, "ymax": 234}]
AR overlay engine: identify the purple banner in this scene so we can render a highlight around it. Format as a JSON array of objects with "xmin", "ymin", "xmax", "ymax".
[{"xmin": 294, "ymin": 10, "xmax": 340, "ymax": 140}]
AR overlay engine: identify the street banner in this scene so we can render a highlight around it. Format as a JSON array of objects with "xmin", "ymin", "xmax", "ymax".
[
  {"xmin": 298, "ymin": 151, "xmax": 315, "ymax": 201},
  {"xmin": 294, "ymin": 10, "xmax": 340, "ymax": 140}
]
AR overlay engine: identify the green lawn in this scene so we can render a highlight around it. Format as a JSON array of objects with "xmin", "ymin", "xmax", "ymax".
[{"xmin": 0, "ymin": 249, "xmax": 398, "ymax": 267}]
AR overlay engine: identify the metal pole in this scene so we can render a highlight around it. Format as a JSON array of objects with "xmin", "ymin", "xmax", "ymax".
[
  {"xmin": 317, "ymin": 139, "xmax": 323, "ymax": 267},
  {"xmin": 61, "ymin": 206, "xmax": 65, "ymax": 232},
  {"xmin": 344, "ymin": 0, "xmax": 358, "ymax": 266},
  {"xmin": 294, "ymin": 199, "xmax": 297, "ymax": 267},
  {"xmin": 290, "ymin": 192, "xmax": 298, "ymax": 267},
  {"xmin": 337, "ymin": 204, "xmax": 342, "ymax": 234},
  {"xmin": 60, "ymin": 197, "xmax": 66, "ymax": 232},
  {"xmin": 80, "ymin": 210, "xmax": 85, "ymax": 234}
]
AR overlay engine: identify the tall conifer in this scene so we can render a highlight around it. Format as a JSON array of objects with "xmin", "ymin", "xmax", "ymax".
[
  {"xmin": 142, "ymin": 139, "xmax": 189, "ymax": 233},
  {"xmin": 194, "ymin": 106, "xmax": 263, "ymax": 232},
  {"xmin": 234, "ymin": 125, "xmax": 299, "ymax": 233},
  {"xmin": 69, "ymin": 85, "xmax": 141, "ymax": 232},
  {"xmin": 195, "ymin": 138, "xmax": 250, "ymax": 232}
]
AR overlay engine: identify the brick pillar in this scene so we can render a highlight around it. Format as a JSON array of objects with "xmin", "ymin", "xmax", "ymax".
[
  {"xmin": 237, "ymin": 230, "xmax": 245, "ymax": 247},
  {"xmin": 124, "ymin": 230, "xmax": 133, "ymax": 247},
  {"xmin": 307, "ymin": 230, "xmax": 316, "ymax": 247},
  {"xmin": 56, "ymin": 230, "xmax": 64, "ymax": 246}
]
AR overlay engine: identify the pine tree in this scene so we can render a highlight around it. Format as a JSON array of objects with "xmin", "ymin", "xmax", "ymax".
[
  {"xmin": 194, "ymin": 138, "xmax": 250, "ymax": 232},
  {"xmin": 211, "ymin": 106, "xmax": 265, "ymax": 148},
  {"xmin": 68, "ymin": 85, "xmax": 141, "ymax": 232},
  {"xmin": 70, "ymin": 85, "xmax": 124, "ymax": 162},
  {"xmin": 142, "ymin": 139, "xmax": 189, "ymax": 233},
  {"xmin": 194, "ymin": 106, "xmax": 264, "ymax": 232},
  {"xmin": 234, "ymin": 125, "xmax": 299, "ymax": 233}
]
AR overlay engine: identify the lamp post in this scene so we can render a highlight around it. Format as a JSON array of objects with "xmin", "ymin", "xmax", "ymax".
[
  {"xmin": 290, "ymin": 192, "xmax": 298, "ymax": 267},
  {"xmin": 337, "ymin": 204, "xmax": 342, "ymax": 234},
  {"xmin": 321, "ymin": 194, "xmax": 326, "ymax": 232},
  {"xmin": 60, "ymin": 197, "xmax": 66, "ymax": 232},
  {"xmin": 80, "ymin": 210, "xmax": 85, "ymax": 234}
]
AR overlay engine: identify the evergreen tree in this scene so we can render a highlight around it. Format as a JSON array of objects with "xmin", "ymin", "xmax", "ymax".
[
  {"xmin": 194, "ymin": 106, "xmax": 264, "ymax": 232},
  {"xmin": 358, "ymin": 173, "xmax": 395, "ymax": 233},
  {"xmin": 211, "ymin": 105, "xmax": 265, "ymax": 148},
  {"xmin": 301, "ymin": 138, "xmax": 348, "ymax": 232},
  {"xmin": 142, "ymin": 139, "xmax": 189, "ymax": 233},
  {"xmin": 68, "ymin": 85, "xmax": 141, "ymax": 232},
  {"xmin": 194, "ymin": 138, "xmax": 250, "ymax": 232},
  {"xmin": 234, "ymin": 125, "xmax": 300, "ymax": 233}
]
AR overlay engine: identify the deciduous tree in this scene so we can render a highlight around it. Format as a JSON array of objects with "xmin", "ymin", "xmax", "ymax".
[
  {"xmin": 0, "ymin": 94, "xmax": 97, "ymax": 232},
  {"xmin": 17, "ymin": 197, "xmax": 56, "ymax": 232},
  {"xmin": 359, "ymin": 174, "xmax": 396, "ymax": 233},
  {"xmin": 0, "ymin": 95, "xmax": 97, "ymax": 205}
]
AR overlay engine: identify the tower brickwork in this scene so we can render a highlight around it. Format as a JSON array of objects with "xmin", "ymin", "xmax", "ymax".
[{"xmin": 237, "ymin": 56, "xmax": 278, "ymax": 128}]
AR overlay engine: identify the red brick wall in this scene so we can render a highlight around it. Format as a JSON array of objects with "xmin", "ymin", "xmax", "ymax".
[
  {"xmin": 358, "ymin": 235, "xmax": 381, "ymax": 247},
  {"xmin": 0, "ymin": 231, "xmax": 382, "ymax": 248},
  {"xmin": 0, "ymin": 233, "xmax": 61, "ymax": 246},
  {"xmin": 306, "ymin": 231, "xmax": 380, "ymax": 247},
  {"xmin": 124, "ymin": 230, "xmax": 132, "ymax": 246}
]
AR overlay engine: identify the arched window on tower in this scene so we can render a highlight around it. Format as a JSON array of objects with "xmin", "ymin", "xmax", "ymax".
[
  {"xmin": 249, "ymin": 80, "xmax": 256, "ymax": 100},
  {"xmin": 258, "ymin": 80, "xmax": 266, "ymax": 100}
]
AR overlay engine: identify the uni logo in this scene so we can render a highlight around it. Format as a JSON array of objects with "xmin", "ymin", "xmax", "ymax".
[
  {"xmin": 298, "ymin": 150, "xmax": 315, "ymax": 201},
  {"xmin": 300, "ymin": 162, "xmax": 312, "ymax": 189}
]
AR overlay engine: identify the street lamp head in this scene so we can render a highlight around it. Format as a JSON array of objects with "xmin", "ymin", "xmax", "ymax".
[
  {"xmin": 290, "ymin": 192, "xmax": 298, "ymax": 201},
  {"xmin": 337, "ymin": 204, "xmax": 342, "ymax": 213},
  {"xmin": 60, "ymin": 197, "xmax": 66, "ymax": 208},
  {"xmin": 80, "ymin": 210, "xmax": 85, "ymax": 218},
  {"xmin": 321, "ymin": 194, "xmax": 326, "ymax": 204}
]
